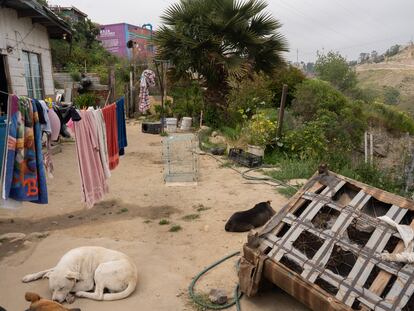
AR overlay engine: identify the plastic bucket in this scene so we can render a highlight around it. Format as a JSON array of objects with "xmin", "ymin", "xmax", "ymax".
[
  {"xmin": 166, "ymin": 118, "xmax": 177, "ymax": 133},
  {"xmin": 180, "ymin": 117, "xmax": 192, "ymax": 131}
]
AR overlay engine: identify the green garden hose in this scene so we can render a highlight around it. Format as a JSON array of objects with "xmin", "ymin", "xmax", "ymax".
[{"xmin": 189, "ymin": 251, "xmax": 243, "ymax": 310}]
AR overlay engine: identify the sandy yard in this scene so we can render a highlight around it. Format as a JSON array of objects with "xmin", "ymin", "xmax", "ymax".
[{"xmin": 0, "ymin": 122, "xmax": 308, "ymax": 311}]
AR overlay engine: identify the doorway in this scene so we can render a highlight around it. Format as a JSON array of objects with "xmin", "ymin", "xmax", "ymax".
[{"xmin": 0, "ymin": 55, "xmax": 9, "ymax": 114}]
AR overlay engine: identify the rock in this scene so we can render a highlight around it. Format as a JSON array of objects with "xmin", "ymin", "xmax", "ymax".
[
  {"xmin": 209, "ymin": 289, "xmax": 228, "ymax": 305},
  {"xmin": 26, "ymin": 231, "xmax": 49, "ymax": 241},
  {"xmin": 374, "ymin": 143, "xmax": 388, "ymax": 158},
  {"xmin": 203, "ymin": 225, "xmax": 209, "ymax": 232},
  {"xmin": 211, "ymin": 131, "xmax": 219, "ymax": 137},
  {"xmin": 23, "ymin": 240, "xmax": 32, "ymax": 247},
  {"xmin": 51, "ymin": 221, "xmax": 58, "ymax": 225},
  {"xmin": 0, "ymin": 232, "xmax": 26, "ymax": 242},
  {"xmin": 209, "ymin": 135, "xmax": 226, "ymax": 145},
  {"xmin": 68, "ymin": 215, "xmax": 74, "ymax": 219}
]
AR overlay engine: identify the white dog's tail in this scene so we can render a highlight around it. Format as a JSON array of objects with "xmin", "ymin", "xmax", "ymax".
[
  {"xmin": 22, "ymin": 268, "xmax": 54, "ymax": 283},
  {"xmin": 103, "ymin": 280, "xmax": 136, "ymax": 301}
]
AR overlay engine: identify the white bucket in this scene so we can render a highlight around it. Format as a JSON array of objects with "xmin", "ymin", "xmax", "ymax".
[
  {"xmin": 247, "ymin": 145, "xmax": 265, "ymax": 157},
  {"xmin": 180, "ymin": 117, "xmax": 192, "ymax": 131},
  {"xmin": 166, "ymin": 118, "xmax": 178, "ymax": 133}
]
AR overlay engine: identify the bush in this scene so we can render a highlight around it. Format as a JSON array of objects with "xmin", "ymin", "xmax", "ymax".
[
  {"xmin": 364, "ymin": 102, "xmax": 414, "ymax": 134},
  {"xmin": 269, "ymin": 65, "xmax": 306, "ymax": 107},
  {"xmin": 70, "ymin": 71, "xmax": 81, "ymax": 82},
  {"xmin": 73, "ymin": 93, "xmax": 98, "ymax": 108},
  {"xmin": 292, "ymin": 79, "xmax": 348, "ymax": 121},
  {"xmin": 227, "ymin": 72, "xmax": 273, "ymax": 122},
  {"xmin": 315, "ymin": 51, "xmax": 357, "ymax": 92},
  {"xmin": 244, "ymin": 112, "xmax": 277, "ymax": 146},
  {"xmin": 383, "ymin": 86, "xmax": 400, "ymax": 105},
  {"xmin": 170, "ymin": 82, "xmax": 203, "ymax": 119}
]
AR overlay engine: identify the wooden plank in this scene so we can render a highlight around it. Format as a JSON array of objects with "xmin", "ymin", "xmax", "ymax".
[
  {"xmin": 337, "ymin": 205, "xmax": 406, "ymax": 306},
  {"xmin": 359, "ymin": 219, "xmax": 414, "ymax": 311},
  {"xmin": 384, "ymin": 265, "xmax": 414, "ymax": 310},
  {"xmin": 303, "ymin": 191, "xmax": 370, "ymax": 282},
  {"xmin": 243, "ymin": 245, "xmax": 351, "ymax": 311},
  {"xmin": 329, "ymin": 171, "xmax": 414, "ymax": 210},
  {"xmin": 258, "ymin": 175, "xmax": 325, "ymax": 238}
]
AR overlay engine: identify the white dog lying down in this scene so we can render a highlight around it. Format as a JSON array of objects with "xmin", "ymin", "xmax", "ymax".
[{"xmin": 22, "ymin": 246, "xmax": 138, "ymax": 303}]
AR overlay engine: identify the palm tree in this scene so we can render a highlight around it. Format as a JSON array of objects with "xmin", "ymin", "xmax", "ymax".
[{"xmin": 155, "ymin": 0, "xmax": 288, "ymax": 110}]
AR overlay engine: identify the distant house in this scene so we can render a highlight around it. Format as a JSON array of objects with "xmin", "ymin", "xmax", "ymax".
[
  {"xmin": 49, "ymin": 5, "xmax": 87, "ymax": 24},
  {"xmin": 0, "ymin": 0, "xmax": 71, "ymax": 113},
  {"xmin": 98, "ymin": 23, "xmax": 155, "ymax": 61}
]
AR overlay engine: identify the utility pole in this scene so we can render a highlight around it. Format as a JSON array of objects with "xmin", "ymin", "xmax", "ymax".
[
  {"xmin": 296, "ymin": 48, "xmax": 299, "ymax": 64},
  {"xmin": 276, "ymin": 84, "xmax": 288, "ymax": 140}
]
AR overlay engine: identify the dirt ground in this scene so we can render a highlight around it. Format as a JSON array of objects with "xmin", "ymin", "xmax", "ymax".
[{"xmin": 0, "ymin": 122, "xmax": 309, "ymax": 311}]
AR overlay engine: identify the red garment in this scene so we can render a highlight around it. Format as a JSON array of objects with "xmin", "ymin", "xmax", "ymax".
[{"xmin": 102, "ymin": 104, "xmax": 119, "ymax": 170}]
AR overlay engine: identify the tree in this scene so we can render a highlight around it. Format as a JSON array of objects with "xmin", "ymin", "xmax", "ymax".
[
  {"xmin": 155, "ymin": 0, "xmax": 288, "ymax": 109},
  {"xmin": 315, "ymin": 51, "xmax": 357, "ymax": 92}
]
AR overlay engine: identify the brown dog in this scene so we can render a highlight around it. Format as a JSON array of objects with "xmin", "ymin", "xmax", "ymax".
[{"xmin": 25, "ymin": 293, "xmax": 80, "ymax": 311}]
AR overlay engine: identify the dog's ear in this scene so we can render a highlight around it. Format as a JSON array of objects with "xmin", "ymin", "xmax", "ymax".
[
  {"xmin": 25, "ymin": 292, "xmax": 41, "ymax": 302},
  {"xmin": 65, "ymin": 271, "xmax": 80, "ymax": 281}
]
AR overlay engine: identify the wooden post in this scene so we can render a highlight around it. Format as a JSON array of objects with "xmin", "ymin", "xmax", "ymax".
[
  {"xmin": 129, "ymin": 70, "xmax": 134, "ymax": 116},
  {"xmin": 108, "ymin": 66, "xmax": 115, "ymax": 104},
  {"xmin": 364, "ymin": 132, "xmax": 368, "ymax": 164},
  {"xmin": 276, "ymin": 84, "xmax": 288, "ymax": 139},
  {"xmin": 369, "ymin": 133, "xmax": 374, "ymax": 164}
]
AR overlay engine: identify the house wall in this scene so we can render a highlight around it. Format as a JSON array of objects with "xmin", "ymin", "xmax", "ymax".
[{"xmin": 0, "ymin": 7, "xmax": 55, "ymax": 97}]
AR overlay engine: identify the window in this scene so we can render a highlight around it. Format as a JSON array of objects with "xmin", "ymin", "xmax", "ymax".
[{"xmin": 22, "ymin": 51, "xmax": 43, "ymax": 99}]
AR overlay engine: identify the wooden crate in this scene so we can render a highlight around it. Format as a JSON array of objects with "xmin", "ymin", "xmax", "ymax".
[{"xmin": 240, "ymin": 171, "xmax": 414, "ymax": 311}]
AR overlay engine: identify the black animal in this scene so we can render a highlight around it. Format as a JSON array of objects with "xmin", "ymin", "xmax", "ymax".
[{"xmin": 225, "ymin": 201, "xmax": 275, "ymax": 232}]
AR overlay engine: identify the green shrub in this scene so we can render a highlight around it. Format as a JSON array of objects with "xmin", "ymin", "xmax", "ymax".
[
  {"xmin": 365, "ymin": 102, "xmax": 414, "ymax": 134},
  {"xmin": 170, "ymin": 82, "xmax": 203, "ymax": 119},
  {"xmin": 269, "ymin": 65, "xmax": 306, "ymax": 107},
  {"xmin": 383, "ymin": 86, "xmax": 400, "ymax": 105},
  {"xmin": 244, "ymin": 112, "xmax": 277, "ymax": 146},
  {"xmin": 227, "ymin": 72, "xmax": 273, "ymax": 122},
  {"xmin": 70, "ymin": 71, "xmax": 81, "ymax": 82},
  {"xmin": 74, "ymin": 93, "xmax": 98, "ymax": 108}
]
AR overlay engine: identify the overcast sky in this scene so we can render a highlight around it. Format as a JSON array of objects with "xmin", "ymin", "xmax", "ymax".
[{"xmin": 49, "ymin": 0, "xmax": 414, "ymax": 62}]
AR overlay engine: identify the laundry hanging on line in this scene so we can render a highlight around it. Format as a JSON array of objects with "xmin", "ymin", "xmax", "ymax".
[
  {"xmin": 138, "ymin": 69, "xmax": 156, "ymax": 113},
  {"xmin": 2, "ymin": 95, "xmax": 48, "ymax": 204}
]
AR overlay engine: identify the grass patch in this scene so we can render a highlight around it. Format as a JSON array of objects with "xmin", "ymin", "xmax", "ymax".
[
  {"xmin": 196, "ymin": 204, "xmax": 211, "ymax": 212},
  {"xmin": 169, "ymin": 225, "xmax": 182, "ymax": 232},
  {"xmin": 182, "ymin": 214, "xmax": 200, "ymax": 221},
  {"xmin": 160, "ymin": 131, "xmax": 169, "ymax": 137},
  {"xmin": 265, "ymin": 157, "xmax": 318, "ymax": 182},
  {"xmin": 188, "ymin": 292, "xmax": 211, "ymax": 311},
  {"xmin": 219, "ymin": 161, "xmax": 233, "ymax": 168},
  {"xmin": 159, "ymin": 219, "xmax": 170, "ymax": 225},
  {"xmin": 277, "ymin": 186, "xmax": 299, "ymax": 198},
  {"xmin": 116, "ymin": 208, "xmax": 129, "ymax": 214}
]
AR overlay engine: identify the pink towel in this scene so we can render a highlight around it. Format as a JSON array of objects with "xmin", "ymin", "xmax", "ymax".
[{"xmin": 74, "ymin": 110, "xmax": 108, "ymax": 207}]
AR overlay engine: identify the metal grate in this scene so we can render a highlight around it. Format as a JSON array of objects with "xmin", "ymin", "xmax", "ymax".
[
  {"xmin": 163, "ymin": 134, "xmax": 198, "ymax": 184},
  {"xmin": 257, "ymin": 174, "xmax": 414, "ymax": 311}
]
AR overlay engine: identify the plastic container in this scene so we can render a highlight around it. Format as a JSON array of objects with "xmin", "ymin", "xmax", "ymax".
[
  {"xmin": 228, "ymin": 148, "xmax": 263, "ymax": 168},
  {"xmin": 142, "ymin": 122, "xmax": 162, "ymax": 134},
  {"xmin": 166, "ymin": 118, "xmax": 177, "ymax": 133},
  {"xmin": 247, "ymin": 144, "xmax": 265, "ymax": 157},
  {"xmin": 180, "ymin": 117, "xmax": 192, "ymax": 131}
]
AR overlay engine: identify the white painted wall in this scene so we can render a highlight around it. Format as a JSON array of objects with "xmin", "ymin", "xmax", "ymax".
[{"xmin": 0, "ymin": 7, "xmax": 55, "ymax": 97}]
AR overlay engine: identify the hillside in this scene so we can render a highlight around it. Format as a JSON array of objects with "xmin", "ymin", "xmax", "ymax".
[{"xmin": 356, "ymin": 45, "xmax": 414, "ymax": 114}]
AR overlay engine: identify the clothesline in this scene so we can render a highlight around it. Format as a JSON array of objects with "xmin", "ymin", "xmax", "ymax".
[{"xmin": 0, "ymin": 94, "xmax": 128, "ymax": 208}]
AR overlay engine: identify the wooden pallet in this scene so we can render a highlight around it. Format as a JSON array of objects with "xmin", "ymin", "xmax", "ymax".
[{"xmin": 240, "ymin": 171, "xmax": 414, "ymax": 311}]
